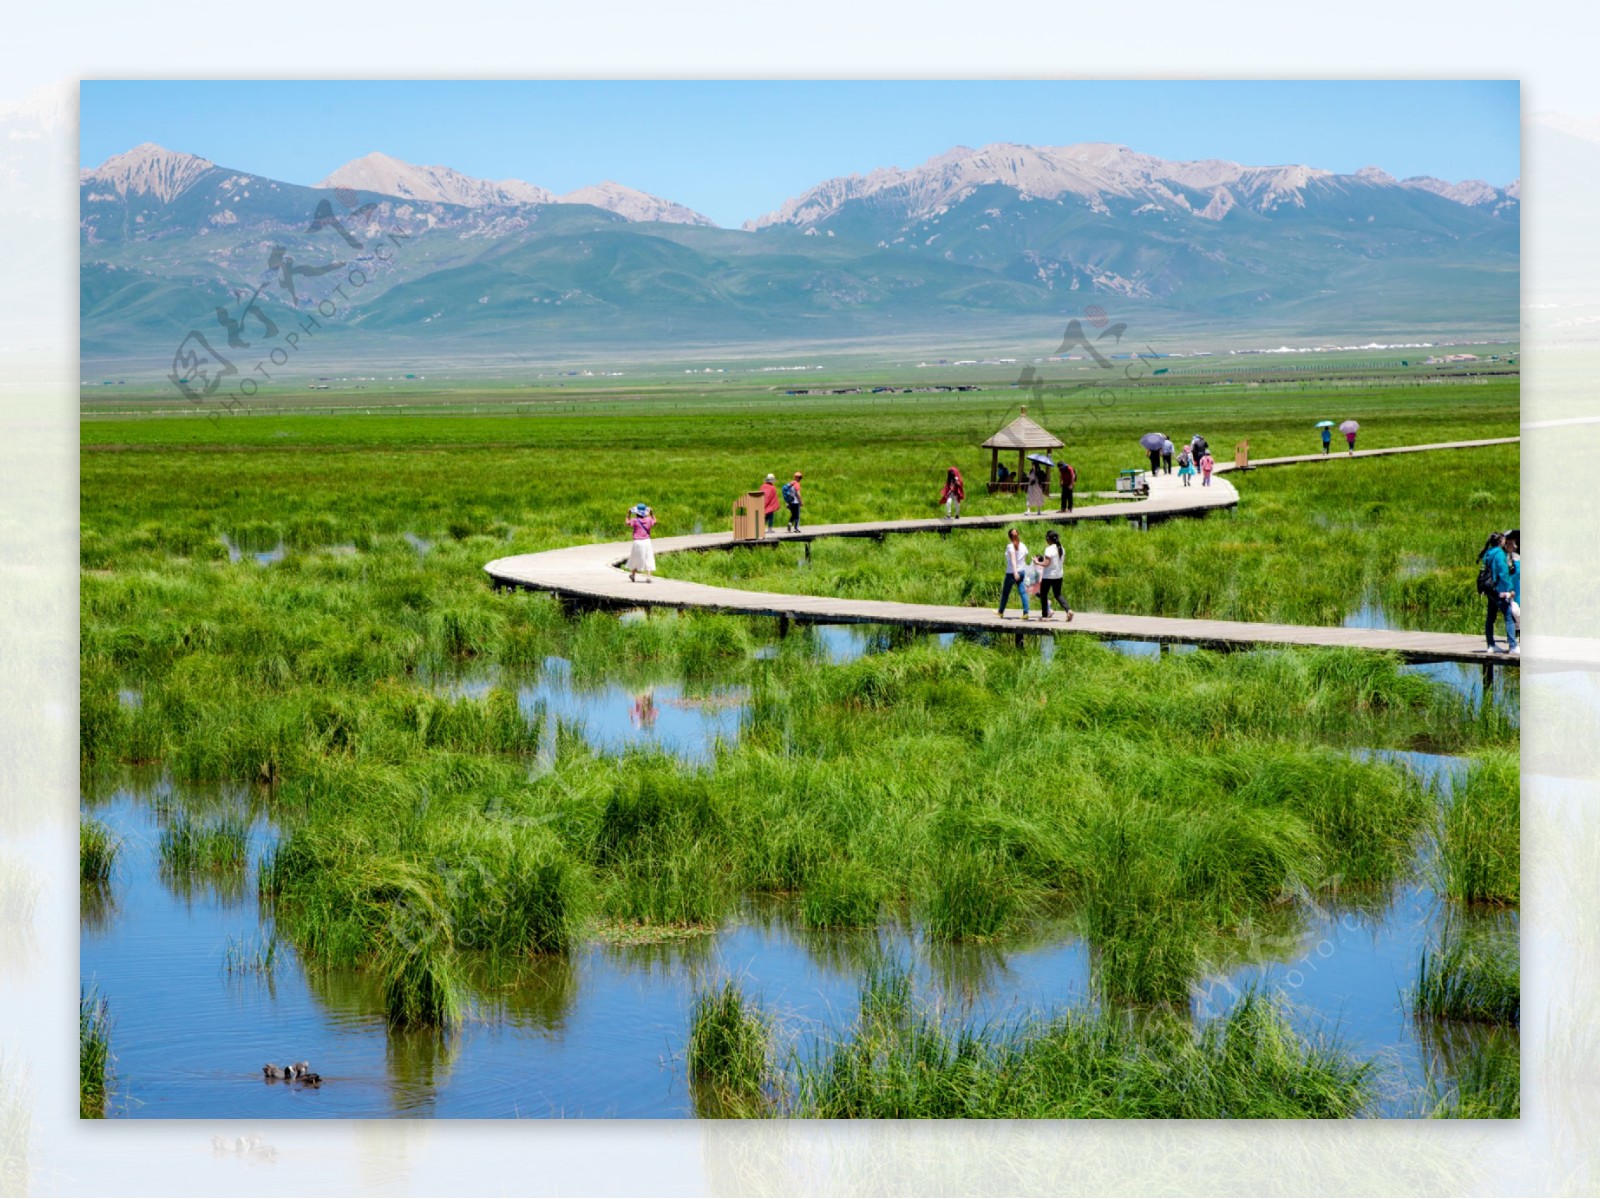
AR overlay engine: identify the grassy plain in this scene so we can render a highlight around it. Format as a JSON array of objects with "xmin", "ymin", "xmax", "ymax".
[{"xmin": 80, "ymin": 368, "xmax": 1520, "ymax": 1115}]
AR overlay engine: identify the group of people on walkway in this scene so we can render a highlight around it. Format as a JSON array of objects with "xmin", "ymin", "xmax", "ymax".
[
  {"xmin": 1477, "ymin": 528, "xmax": 1521, "ymax": 654},
  {"xmin": 1010, "ymin": 458, "xmax": 1080, "ymax": 515},
  {"xmin": 997, "ymin": 527, "xmax": 1072, "ymax": 621},
  {"xmin": 757, "ymin": 471, "xmax": 806, "ymax": 533},
  {"xmin": 1319, "ymin": 424, "xmax": 1359, "ymax": 454},
  {"xmin": 1148, "ymin": 435, "xmax": 1215, "ymax": 487}
]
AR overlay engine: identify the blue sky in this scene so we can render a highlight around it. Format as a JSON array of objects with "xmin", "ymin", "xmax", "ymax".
[{"xmin": 81, "ymin": 80, "xmax": 1520, "ymax": 228}]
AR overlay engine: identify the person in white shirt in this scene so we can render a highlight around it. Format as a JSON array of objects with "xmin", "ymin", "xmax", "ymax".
[
  {"xmin": 1035, "ymin": 529, "xmax": 1071, "ymax": 620},
  {"xmin": 998, "ymin": 528, "xmax": 1031, "ymax": 619}
]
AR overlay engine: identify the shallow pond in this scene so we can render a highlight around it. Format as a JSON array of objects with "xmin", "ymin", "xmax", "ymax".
[{"xmin": 82, "ymin": 742, "xmax": 1512, "ymax": 1119}]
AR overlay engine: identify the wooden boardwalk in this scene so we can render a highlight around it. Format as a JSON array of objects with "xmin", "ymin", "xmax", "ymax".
[{"xmin": 486, "ymin": 439, "xmax": 1534, "ymax": 668}]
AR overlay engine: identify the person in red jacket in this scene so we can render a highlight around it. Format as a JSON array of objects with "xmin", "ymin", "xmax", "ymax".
[
  {"xmin": 940, "ymin": 466, "xmax": 965, "ymax": 519},
  {"xmin": 1056, "ymin": 459, "xmax": 1077, "ymax": 513},
  {"xmin": 758, "ymin": 473, "xmax": 780, "ymax": 530}
]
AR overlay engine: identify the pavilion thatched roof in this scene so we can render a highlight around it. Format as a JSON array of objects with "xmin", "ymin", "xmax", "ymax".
[{"xmin": 981, "ymin": 408, "xmax": 1063, "ymax": 450}]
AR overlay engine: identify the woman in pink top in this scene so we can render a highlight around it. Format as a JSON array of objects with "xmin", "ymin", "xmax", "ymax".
[
  {"xmin": 626, "ymin": 503, "xmax": 656, "ymax": 582},
  {"xmin": 1200, "ymin": 451, "xmax": 1215, "ymax": 486}
]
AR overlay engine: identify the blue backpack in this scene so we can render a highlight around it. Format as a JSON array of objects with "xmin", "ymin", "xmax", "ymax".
[{"xmin": 782, "ymin": 482, "xmax": 798, "ymax": 504}]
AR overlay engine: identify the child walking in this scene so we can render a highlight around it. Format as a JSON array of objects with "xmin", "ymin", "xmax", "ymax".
[
  {"xmin": 1177, "ymin": 446, "xmax": 1195, "ymax": 486},
  {"xmin": 1200, "ymin": 450, "xmax": 1215, "ymax": 487}
]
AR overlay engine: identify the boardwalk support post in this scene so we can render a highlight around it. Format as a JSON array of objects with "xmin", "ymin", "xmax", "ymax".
[{"xmin": 778, "ymin": 613, "xmax": 791, "ymax": 639}]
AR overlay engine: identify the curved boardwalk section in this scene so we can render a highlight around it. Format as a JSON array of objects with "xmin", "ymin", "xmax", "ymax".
[{"xmin": 486, "ymin": 440, "xmax": 1527, "ymax": 667}]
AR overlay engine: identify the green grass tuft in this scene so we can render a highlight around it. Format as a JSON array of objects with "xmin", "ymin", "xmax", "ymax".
[
  {"xmin": 79, "ymin": 988, "xmax": 113, "ymax": 1119},
  {"xmin": 688, "ymin": 980, "xmax": 771, "ymax": 1116},
  {"xmin": 79, "ymin": 818, "xmax": 117, "ymax": 885}
]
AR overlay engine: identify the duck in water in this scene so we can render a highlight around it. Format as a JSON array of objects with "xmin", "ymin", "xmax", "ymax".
[{"xmin": 263, "ymin": 1061, "xmax": 323, "ymax": 1085}]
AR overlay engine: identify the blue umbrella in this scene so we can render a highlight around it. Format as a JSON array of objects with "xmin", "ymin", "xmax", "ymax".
[
  {"xmin": 1315, "ymin": 420, "xmax": 1336, "ymax": 428},
  {"xmin": 1139, "ymin": 432, "xmax": 1167, "ymax": 452}
]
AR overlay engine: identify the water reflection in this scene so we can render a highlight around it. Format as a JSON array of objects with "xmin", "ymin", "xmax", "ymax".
[{"xmin": 221, "ymin": 535, "xmax": 286, "ymax": 566}]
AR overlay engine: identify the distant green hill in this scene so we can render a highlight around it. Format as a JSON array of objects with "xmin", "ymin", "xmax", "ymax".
[{"xmin": 80, "ymin": 143, "xmax": 1519, "ymax": 376}]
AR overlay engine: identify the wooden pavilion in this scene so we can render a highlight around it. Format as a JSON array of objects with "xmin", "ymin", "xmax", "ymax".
[{"xmin": 982, "ymin": 406, "xmax": 1064, "ymax": 492}]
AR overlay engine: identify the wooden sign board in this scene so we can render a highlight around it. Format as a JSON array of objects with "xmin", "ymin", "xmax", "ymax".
[{"xmin": 1234, "ymin": 439, "xmax": 1250, "ymax": 468}]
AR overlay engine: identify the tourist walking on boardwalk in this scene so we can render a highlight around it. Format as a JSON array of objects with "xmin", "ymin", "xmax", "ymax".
[
  {"xmin": 998, "ymin": 528, "xmax": 1031, "ymax": 619},
  {"xmin": 1177, "ymin": 445, "xmax": 1195, "ymax": 486},
  {"xmin": 1147, "ymin": 444, "xmax": 1163, "ymax": 477},
  {"xmin": 783, "ymin": 472, "xmax": 804, "ymax": 532},
  {"xmin": 1023, "ymin": 462, "xmax": 1048, "ymax": 515},
  {"xmin": 1200, "ymin": 449, "xmax": 1215, "ymax": 486},
  {"xmin": 1057, "ymin": 459, "xmax": 1077, "ymax": 513},
  {"xmin": 1035, "ymin": 529, "xmax": 1071, "ymax": 621},
  {"xmin": 1191, "ymin": 433, "xmax": 1209, "ymax": 465},
  {"xmin": 1320, "ymin": 426, "xmax": 1333, "ymax": 454},
  {"xmin": 626, "ymin": 503, "xmax": 656, "ymax": 583},
  {"xmin": 759, "ymin": 474, "xmax": 780, "ymax": 530},
  {"xmin": 940, "ymin": 466, "xmax": 965, "ymax": 519},
  {"xmin": 1477, "ymin": 531, "xmax": 1517, "ymax": 654},
  {"xmin": 1161, "ymin": 437, "xmax": 1174, "ymax": 475},
  {"xmin": 1342, "ymin": 422, "xmax": 1359, "ymax": 454}
]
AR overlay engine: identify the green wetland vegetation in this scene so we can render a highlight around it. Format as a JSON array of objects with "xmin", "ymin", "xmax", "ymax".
[{"xmin": 79, "ymin": 373, "xmax": 1519, "ymax": 1118}]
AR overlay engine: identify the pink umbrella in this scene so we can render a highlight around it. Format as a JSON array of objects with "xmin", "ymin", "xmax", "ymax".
[{"xmin": 1339, "ymin": 420, "xmax": 1360, "ymax": 434}]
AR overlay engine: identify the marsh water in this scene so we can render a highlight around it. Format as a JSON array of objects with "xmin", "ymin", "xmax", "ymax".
[{"xmin": 83, "ymin": 625, "xmax": 1517, "ymax": 1119}]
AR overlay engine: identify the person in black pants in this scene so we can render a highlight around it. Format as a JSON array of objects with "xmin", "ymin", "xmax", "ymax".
[
  {"xmin": 1057, "ymin": 460, "xmax": 1076, "ymax": 512},
  {"xmin": 1036, "ymin": 529, "xmax": 1069, "ymax": 620},
  {"xmin": 1147, "ymin": 447, "xmax": 1161, "ymax": 476}
]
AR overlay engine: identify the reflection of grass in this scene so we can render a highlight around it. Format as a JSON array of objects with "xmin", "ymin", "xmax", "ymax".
[
  {"xmin": 79, "ymin": 988, "xmax": 113, "ymax": 1119},
  {"xmin": 1414, "ymin": 920, "xmax": 1519, "ymax": 1026},
  {"xmin": 0, "ymin": 1055, "xmax": 28, "ymax": 1194},
  {"xmin": 755, "ymin": 967, "xmax": 1376, "ymax": 1118},
  {"xmin": 1428, "ymin": 1030, "xmax": 1520, "ymax": 1118},
  {"xmin": 159, "ymin": 812, "xmax": 248, "ymax": 876}
]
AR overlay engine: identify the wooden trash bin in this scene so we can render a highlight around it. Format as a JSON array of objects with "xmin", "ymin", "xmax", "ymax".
[
  {"xmin": 1234, "ymin": 439, "xmax": 1250, "ymax": 469},
  {"xmin": 731, "ymin": 491, "xmax": 766, "ymax": 541}
]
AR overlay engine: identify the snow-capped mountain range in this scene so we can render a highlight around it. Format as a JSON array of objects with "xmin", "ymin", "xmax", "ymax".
[
  {"xmin": 746, "ymin": 141, "xmax": 1519, "ymax": 229},
  {"xmin": 81, "ymin": 140, "xmax": 1517, "ymax": 231},
  {"xmin": 79, "ymin": 143, "xmax": 718, "ymax": 227},
  {"xmin": 79, "ymin": 135, "xmax": 1518, "ymax": 366}
]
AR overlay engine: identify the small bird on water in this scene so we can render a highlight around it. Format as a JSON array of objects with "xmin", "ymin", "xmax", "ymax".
[{"xmin": 262, "ymin": 1061, "xmax": 322, "ymax": 1085}]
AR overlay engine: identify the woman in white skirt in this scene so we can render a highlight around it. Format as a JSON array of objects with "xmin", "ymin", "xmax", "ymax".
[{"xmin": 626, "ymin": 503, "xmax": 657, "ymax": 582}]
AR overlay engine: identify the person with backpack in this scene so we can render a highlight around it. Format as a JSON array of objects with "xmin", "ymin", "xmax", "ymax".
[
  {"xmin": 1057, "ymin": 459, "xmax": 1077, "ymax": 513},
  {"xmin": 1200, "ymin": 449, "xmax": 1215, "ymax": 487},
  {"xmin": 1177, "ymin": 445, "xmax": 1195, "ymax": 486},
  {"xmin": 1034, "ymin": 529, "xmax": 1071, "ymax": 621},
  {"xmin": 759, "ymin": 473, "xmax": 781, "ymax": 530},
  {"xmin": 940, "ymin": 466, "xmax": 965, "ymax": 519},
  {"xmin": 783, "ymin": 472, "xmax": 804, "ymax": 532},
  {"xmin": 998, "ymin": 527, "xmax": 1031, "ymax": 619},
  {"xmin": 1476, "ymin": 531, "xmax": 1517, "ymax": 654},
  {"xmin": 1191, "ymin": 434, "xmax": 1209, "ymax": 465}
]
